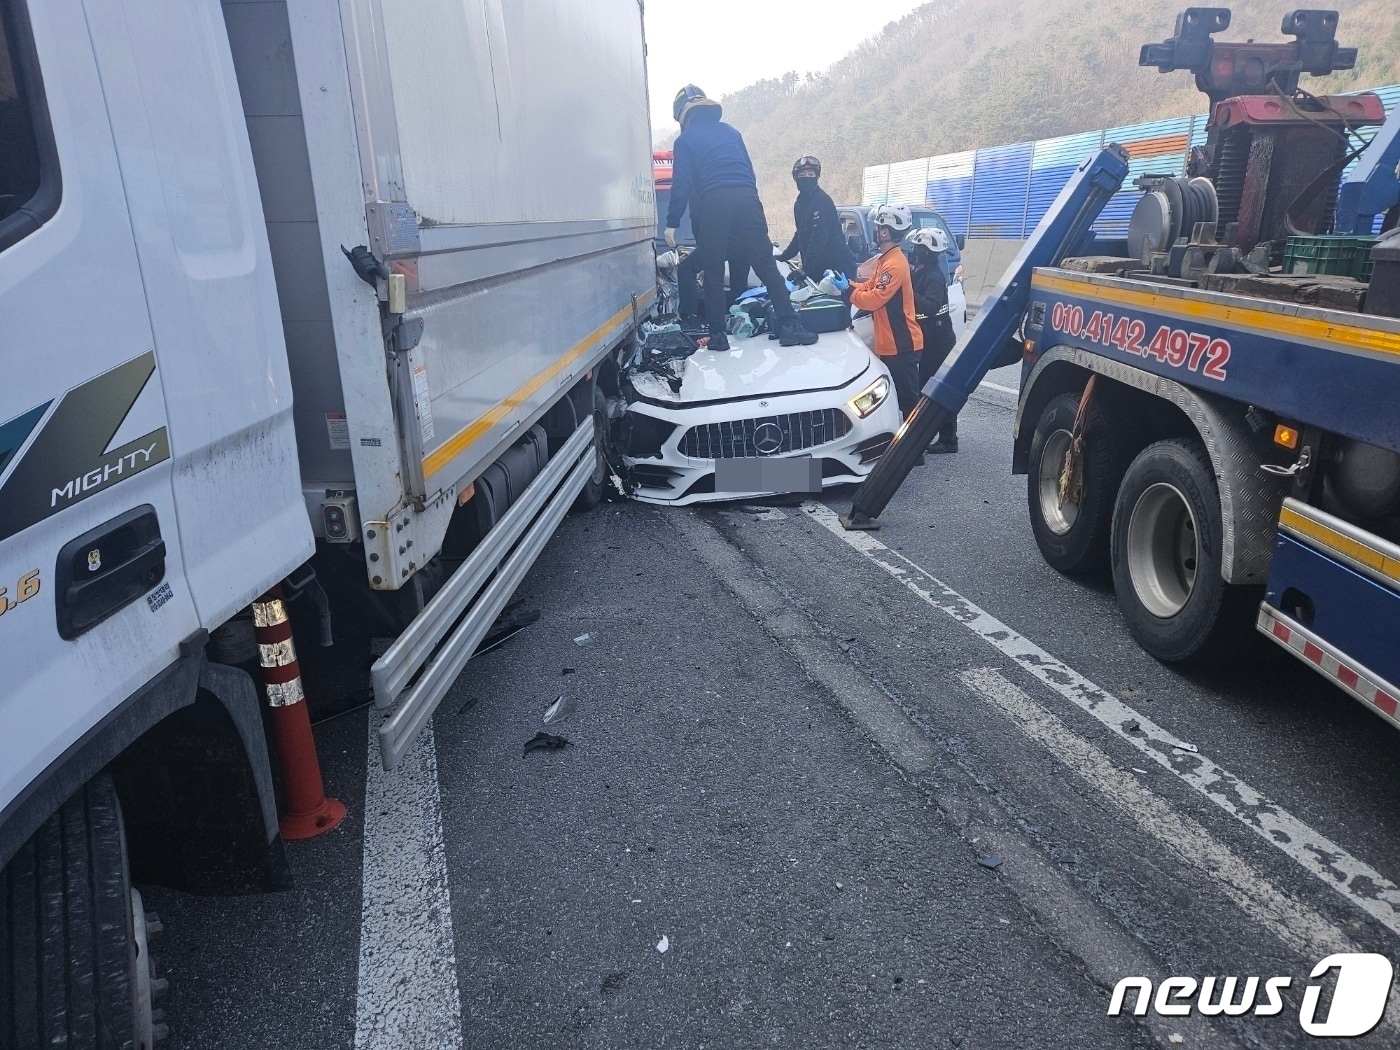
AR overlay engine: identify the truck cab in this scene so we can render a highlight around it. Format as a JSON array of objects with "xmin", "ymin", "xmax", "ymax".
[{"xmin": 653, "ymin": 150, "xmax": 695, "ymax": 251}]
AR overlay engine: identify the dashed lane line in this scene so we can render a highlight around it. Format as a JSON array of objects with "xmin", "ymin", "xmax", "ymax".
[
  {"xmin": 960, "ymin": 668, "xmax": 1350, "ymax": 962},
  {"xmin": 355, "ymin": 723, "xmax": 463, "ymax": 1049},
  {"xmin": 803, "ymin": 500, "xmax": 1400, "ymax": 940}
]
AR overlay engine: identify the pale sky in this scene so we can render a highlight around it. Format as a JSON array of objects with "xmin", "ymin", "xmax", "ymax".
[{"xmin": 643, "ymin": 0, "xmax": 935, "ymax": 132}]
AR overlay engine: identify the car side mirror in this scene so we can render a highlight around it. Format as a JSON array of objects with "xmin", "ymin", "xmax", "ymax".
[{"xmin": 955, "ymin": 233, "xmax": 967, "ymax": 251}]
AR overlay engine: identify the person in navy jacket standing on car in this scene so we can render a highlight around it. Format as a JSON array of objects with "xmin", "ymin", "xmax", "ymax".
[{"xmin": 664, "ymin": 85, "xmax": 817, "ymax": 352}]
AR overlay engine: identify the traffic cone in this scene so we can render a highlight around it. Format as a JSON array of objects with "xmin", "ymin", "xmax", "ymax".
[{"xmin": 252, "ymin": 587, "xmax": 346, "ymax": 840}]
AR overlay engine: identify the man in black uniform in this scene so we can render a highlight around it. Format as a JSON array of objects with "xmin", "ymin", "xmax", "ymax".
[
  {"xmin": 777, "ymin": 156, "xmax": 856, "ymax": 283},
  {"xmin": 907, "ymin": 227, "xmax": 959, "ymax": 453},
  {"xmin": 676, "ymin": 243, "xmax": 751, "ymax": 324},
  {"xmin": 664, "ymin": 85, "xmax": 816, "ymax": 351}
]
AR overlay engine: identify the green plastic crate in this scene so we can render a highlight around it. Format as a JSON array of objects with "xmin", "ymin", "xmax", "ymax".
[
  {"xmin": 1346, "ymin": 236, "xmax": 1380, "ymax": 282},
  {"xmin": 1283, "ymin": 235, "xmax": 1361, "ymax": 277}
]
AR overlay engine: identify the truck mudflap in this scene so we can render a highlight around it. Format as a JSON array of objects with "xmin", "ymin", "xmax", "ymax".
[
  {"xmin": 1259, "ymin": 498, "xmax": 1400, "ymax": 730},
  {"xmin": 370, "ymin": 422, "xmax": 596, "ymax": 769}
]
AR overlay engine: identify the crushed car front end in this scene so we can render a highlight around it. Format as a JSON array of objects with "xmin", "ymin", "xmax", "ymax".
[{"xmin": 618, "ymin": 328, "xmax": 901, "ymax": 506}]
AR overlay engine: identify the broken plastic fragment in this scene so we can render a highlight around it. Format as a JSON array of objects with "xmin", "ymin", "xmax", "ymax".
[
  {"xmin": 573, "ymin": 633, "xmax": 591, "ymax": 645},
  {"xmin": 523, "ymin": 731, "xmax": 571, "ymax": 756},
  {"xmin": 543, "ymin": 695, "xmax": 577, "ymax": 724},
  {"xmin": 977, "ymin": 855, "xmax": 1003, "ymax": 871},
  {"xmin": 1173, "ymin": 742, "xmax": 1199, "ymax": 754},
  {"xmin": 656, "ymin": 934, "xmax": 670, "ymax": 953}
]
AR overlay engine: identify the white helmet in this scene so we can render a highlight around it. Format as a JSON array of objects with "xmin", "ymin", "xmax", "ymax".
[
  {"xmin": 870, "ymin": 204, "xmax": 914, "ymax": 233},
  {"xmin": 907, "ymin": 227, "xmax": 950, "ymax": 254}
]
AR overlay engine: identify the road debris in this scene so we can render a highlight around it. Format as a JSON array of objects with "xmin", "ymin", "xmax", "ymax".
[
  {"xmin": 543, "ymin": 696, "xmax": 578, "ymax": 724},
  {"xmin": 573, "ymin": 633, "xmax": 591, "ymax": 645},
  {"xmin": 475, "ymin": 602, "xmax": 541, "ymax": 657},
  {"xmin": 1173, "ymin": 742, "xmax": 1199, "ymax": 754},
  {"xmin": 523, "ymin": 732, "xmax": 571, "ymax": 756},
  {"xmin": 977, "ymin": 855, "xmax": 1004, "ymax": 871},
  {"xmin": 655, "ymin": 934, "xmax": 670, "ymax": 954}
]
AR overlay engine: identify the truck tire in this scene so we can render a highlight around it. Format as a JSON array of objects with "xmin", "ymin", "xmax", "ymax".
[
  {"xmin": 1, "ymin": 776, "xmax": 158, "ymax": 1050},
  {"xmin": 573, "ymin": 384, "xmax": 609, "ymax": 512},
  {"xmin": 1027, "ymin": 392, "xmax": 1123, "ymax": 575},
  {"xmin": 1111, "ymin": 438, "xmax": 1252, "ymax": 664}
]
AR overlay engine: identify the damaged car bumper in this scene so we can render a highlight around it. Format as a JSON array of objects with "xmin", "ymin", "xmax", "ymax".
[{"xmin": 619, "ymin": 349, "xmax": 902, "ymax": 506}]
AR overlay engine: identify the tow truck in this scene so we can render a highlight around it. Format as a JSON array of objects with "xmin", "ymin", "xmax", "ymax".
[{"xmin": 845, "ymin": 7, "xmax": 1400, "ymax": 725}]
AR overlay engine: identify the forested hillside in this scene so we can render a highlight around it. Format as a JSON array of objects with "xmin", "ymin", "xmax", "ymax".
[{"xmin": 706, "ymin": 0, "xmax": 1400, "ymax": 236}]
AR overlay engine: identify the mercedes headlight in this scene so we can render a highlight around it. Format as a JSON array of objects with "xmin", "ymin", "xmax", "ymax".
[{"xmin": 849, "ymin": 375, "xmax": 890, "ymax": 418}]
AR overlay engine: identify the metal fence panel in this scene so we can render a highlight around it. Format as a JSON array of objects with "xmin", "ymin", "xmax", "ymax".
[
  {"xmin": 862, "ymin": 164, "xmax": 892, "ymax": 206},
  {"xmin": 887, "ymin": 158, "xmax": 932, "ymax": 206},
  {"xmin": 969, "ymin": 141, "xmax": 1033, "ymax": 238},
  {"xmin": 1027, "ymin": 130, "xmax": 1104, "ymax": 233},
  {"xmin": 870, "ymin": 83, "xmax": 1398, "ymax": 238},
  {"xmin": 924, "ymin": 150, "xmax": 976, "ymax": 234}
]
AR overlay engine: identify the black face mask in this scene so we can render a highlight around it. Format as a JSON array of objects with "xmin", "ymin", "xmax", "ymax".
[{"xmin": 795, "ymin": 176, "xmax": 818, "ymax": 193}]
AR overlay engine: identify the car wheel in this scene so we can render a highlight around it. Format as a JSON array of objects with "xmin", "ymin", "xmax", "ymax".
[
  {"xmin": 2, "ymin": 775, "xmax": 163, "ymax": 1049},
  {"xmin": 573, "ymin": 384, "xmax": 610, "ymax": 512},
  {"xmin": 1110, "ymin": 438, "xmax": 1257, "ymax": 664},
  {"xmin": 1027, "ymin": 392, "xmax": 1124, "ymax": 575}
]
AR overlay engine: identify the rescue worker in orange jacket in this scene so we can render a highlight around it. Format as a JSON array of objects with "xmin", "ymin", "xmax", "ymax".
[{"xmin": 831, "ymin": 205, "xmax": 923, "ymax": 415}]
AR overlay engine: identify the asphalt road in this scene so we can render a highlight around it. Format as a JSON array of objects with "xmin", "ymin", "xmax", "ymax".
[{"xmin": 144, "ymin": 390, "xmax": 1400, "ymax": 1049}]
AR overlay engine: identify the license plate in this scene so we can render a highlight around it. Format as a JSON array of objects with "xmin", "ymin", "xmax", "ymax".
[{"xmin": 714, "ymin": 456, "xmax": 820, "ymax": 494}]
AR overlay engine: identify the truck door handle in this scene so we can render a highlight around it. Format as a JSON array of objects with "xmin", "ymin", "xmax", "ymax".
[
  {"xmin": 55, "ymin": 506, "xmax": 167, "ymax": 639},
  {"xmin": 63, "ymin": 538, "xmax": 166, "ymax": 609}
]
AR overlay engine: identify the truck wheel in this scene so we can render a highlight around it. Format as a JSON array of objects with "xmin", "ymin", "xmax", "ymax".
[
  {"xmin": 1027, "ymin": 392, "xmax": 1123, "ymax": 575},
  {"xmin": 573, "ymin": 384, "xmax": 609, "ymax": 512},
  {"xmin": 1111, "ymin": 439, "xmax": 1247, "ymax": 664},
  {"xmin": 1, "ymin": 776, "xmax": 159, "ymax": 1049}
]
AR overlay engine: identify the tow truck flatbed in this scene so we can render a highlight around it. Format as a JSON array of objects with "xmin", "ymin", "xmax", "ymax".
[{"xmin": 1023, "ymin": 269, "xmax": 1400, "ymax": 455}]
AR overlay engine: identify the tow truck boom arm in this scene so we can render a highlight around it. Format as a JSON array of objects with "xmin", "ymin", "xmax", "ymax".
[
  {"xmin": 841, "ymin": 143, "xmax": 1131, "ymax": 528},
  {"xmin": 1336, "ymin": 101, "xmax": 1400, "ymax": 235}
]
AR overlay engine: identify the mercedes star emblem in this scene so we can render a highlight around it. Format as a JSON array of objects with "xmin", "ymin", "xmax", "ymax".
[{"xmin": 752, "ymin": 422, "xmax": 784, "ymax": 455}]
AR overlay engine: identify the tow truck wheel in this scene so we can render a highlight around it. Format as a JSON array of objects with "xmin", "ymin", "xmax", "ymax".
[
  {"xmin": 572, "ymin": 384, "xmax": 610, "ymax": 512},
  {"xmin": 1, "ymin": 775, "xmax": 158, "ymax": 1049},
  {"xmin": 1111, "ymin": 439, "xmax": 1244, "ymax": 664},
  {"xmin": 1027, "ymin": 392, "xmax": 1123, "ymax": 575}
]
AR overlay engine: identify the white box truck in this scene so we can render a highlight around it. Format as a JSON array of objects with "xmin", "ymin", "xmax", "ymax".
[{"xmin": 0, "ymin": 0, "xmax": 654, "ymax": 1042}]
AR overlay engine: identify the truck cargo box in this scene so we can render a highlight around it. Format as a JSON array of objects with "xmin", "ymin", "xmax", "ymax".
[{"xmin": 223, "ymin": 0, "xmax": 656, "ymax": 589}]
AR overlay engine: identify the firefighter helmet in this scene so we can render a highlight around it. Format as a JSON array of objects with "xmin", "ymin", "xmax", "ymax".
[
  {"xmin": 871, "ymin": 204, "xmax": 914, "ymax": 233},
  {"xmin": 672, "ymin": 84, "xmax": 708, "ymax": 123},
  {"xmin": 907, "ymin": 227, "xmax": 950, "ymax": 254}
]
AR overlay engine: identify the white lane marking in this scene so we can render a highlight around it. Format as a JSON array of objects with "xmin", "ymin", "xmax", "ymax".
[
  {"xmin": 960, "ymin": 668, "xmax": 1350, "ymax": 961},
  {"xmin": 356, "ymin": 723, "xmax": 462, "ymax": 1050},
  {"xmin": 979, "ymin": 380, "xmax": 1019, "ymax": 396},
  {"xmin": 804, "ymin": 500, "xmax": 1400, "ymax": 937}
]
